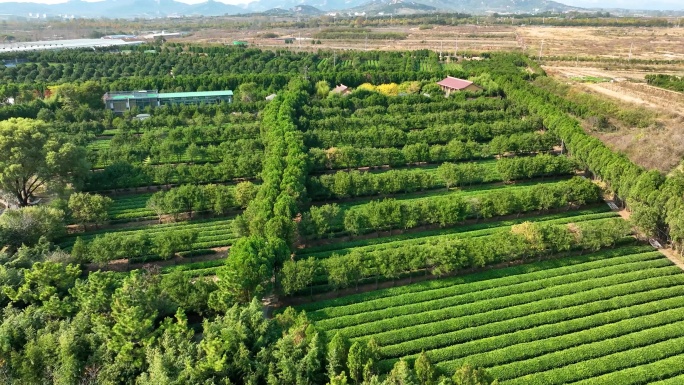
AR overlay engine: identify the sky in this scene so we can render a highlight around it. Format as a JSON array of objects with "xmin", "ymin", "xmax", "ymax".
[{"xmin": 0, "ymin": 0, "xmax": 681, "ymax": 10}]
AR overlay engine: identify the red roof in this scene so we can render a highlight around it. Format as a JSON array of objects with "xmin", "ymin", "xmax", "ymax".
[
  {"xmin": 332, "ymin": 84, "xmax": 349, "ymax": 94},
  {"xmin": 437, "ymin": 76, "xmax": 474, "ymax": 90}
]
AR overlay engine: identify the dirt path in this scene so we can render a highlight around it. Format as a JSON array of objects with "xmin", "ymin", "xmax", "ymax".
[{"xmin": 606, "ymin": 199, "xmax": 684, "ymax": 271}]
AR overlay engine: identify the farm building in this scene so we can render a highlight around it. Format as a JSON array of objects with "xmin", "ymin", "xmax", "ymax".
[
  {"xmin": 331, "ymin": 84, "xmax": 351, "ymax": 95},
  {"xmin": 103, "ymin": 90, "xmax": 233, "ymax": 114},
  {"xmin": 0, "ymin": 38, "xmax": 143, "ymax": 52},
  {"xmin": 436, "ymin": 76, "xmax": 482, "ymax": 95}
]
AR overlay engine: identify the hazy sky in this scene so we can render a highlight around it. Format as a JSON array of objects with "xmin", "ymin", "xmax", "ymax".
[{"xmin": 0, "ymin": 0, "xmax": 682, "ymax": 10}]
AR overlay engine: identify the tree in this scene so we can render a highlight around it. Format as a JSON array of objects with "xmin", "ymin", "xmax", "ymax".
[
  {"xmin": 343, "ymin": 210, "xmax": 369, "ymax": 236},
  {"xmin": 385, "ymin": 359, "xmax": 418, "ymax": 385},
  {"xmin": 0, "ymin": 206, "xmax": 65, "ymax": 249},
  {"xmin": 146, "ymin": 191, "xmax": 168, "ymax": 223},
  {"xmin": 68, "ymin": 192, "xmax": 113, "ymax": 230},
  {"xmin": 316, "ymin": 81, "xmax": 331, "ymax": 99},
  {"xmin": 281, "ymin": 257, "xmax": 318, "ymax": 297},
  {"xmin": 70, "ymin": 236, "xmax": 88, "ymax": 264},
  {"xmin": 437, "ymin": 162, "xmax": 462, "ymax": 190},
  {"xmin": 0, "ymin": 118, "xmax": 89, "ymax": 206},
  {"xmin": 211, "ymin": 236, "xmax": 288, "ymax": 307},
  {"xmin": 152, "ymin": 230, "xmax": 197, "ymax": 260},
  {"xmin": 5, "ymin": 261, "xmax": 80, "ymax": 310},
  {"xmin": 414, "ymin": 351, "xmax": 435, "ymax": 385},
  {"xmin": 452, "ymin": 364, "xmax": 498, "ymax": 385},
  {"xmin": 347, "ymin": 341, "xmax": 367, "ymax": 385},
  {"xmin": 310, "ymin": 203, "xmax": 341, "ymax": 238},
  {"xmin": 326, "ymin": 332, "xmax": 348, "ymax": 379},
  {"xmin": 238, "ymin": 82, "xmax": 258, "ymax": 103},
  {"xmin": 234, "ymin": 181, "xmax": 259, "ymax": 208}
]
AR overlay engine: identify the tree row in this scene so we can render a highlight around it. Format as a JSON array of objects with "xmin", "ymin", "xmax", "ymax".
[
  {"xmin": 308, "ymin": 131, "xmax": 559, "ymax": 171},
  {"xmin": 303, "ymin": 118, "xmax": 542, "ymax": 149},
  {"xmin": 300, "ymin": 177, "xmax": 601, "ymax": 239},
  {"xmin": 283, "ymin": 218, "xmax": 632, "ymax": 295}
]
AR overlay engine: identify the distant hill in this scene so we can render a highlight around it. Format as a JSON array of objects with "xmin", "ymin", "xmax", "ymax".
[
  {"xmin": 351, "ymin": 0, "xmax": 438, "ymax": 16},
  {"xmin": 2, "ymin": 0, "xmax": 680, "ymax": 19},
  {"xmin": 1, "ymin": 0, "xmax": 244, "ymax": 18}
]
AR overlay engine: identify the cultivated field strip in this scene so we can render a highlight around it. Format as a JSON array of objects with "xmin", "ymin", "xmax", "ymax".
[
  {"xmin": 59, "ymin": 216, "xmax": 237, "ymax": 251},
  {"xmin": 496, "ymin": 333, "xmax": 684, "ymax": 384},
  {"xmin": 299, "ymin": 244, "xmax": 649, "ymax": 313},
  {"xmin": 298, "ymin": 206, "xmax": 616, "ymax": 257},
  {"xmin": 313, "ymin": 251, "xmax": 667, "ymax": 327},
  {"xmin": 385, "ymin": 292, "xmax": 684, "ymax": 364},
  {"xmin": 107, "ymin": 193, "xmax": 155, "ymax": 220},
  {"xmin": 301, "ymin": 210, "xmax": 620, "ymax": 259},
  {"xmin": 648, "ymin": 372, "xmax": 684, "ymax": 384},
  {"xmin": 305, "ymin": 248, "xmax": 684, "ymax": 383},
  {"xmin": 572, "ymin": 353, "xmax": 684, "ymax": 385},
  {"xmin": 324, "ymin": 265, "xmax": 682, "ymax": 340},
  {"xmin": 333, "ymin": 178, "xmax": 566, "ymax": 212}
]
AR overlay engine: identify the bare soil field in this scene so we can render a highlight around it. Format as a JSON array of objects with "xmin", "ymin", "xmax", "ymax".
[
  {"xmin": 518, "ymin": 26, "xmax": 684, "ymax": 60},
  {"xmin": 183, "ymin": 25, "xmax": 521, "ymax": 53},
  {"xmin": 543, "ymin": 63, "xmax": 684, "ymax": 172}
]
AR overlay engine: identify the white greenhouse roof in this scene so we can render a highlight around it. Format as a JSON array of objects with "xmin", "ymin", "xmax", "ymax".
[{"xmin": 0, "ymin": 39, "xmax": 143, "ymax": 52}]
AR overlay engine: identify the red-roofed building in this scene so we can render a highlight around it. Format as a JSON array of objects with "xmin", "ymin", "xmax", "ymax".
[
  {"xmin": 436, "ymin": 76, "xmax": 482, "ymax": 95},
  {"xmin": 331, "ymin": 84, "xmax": 351, "ymax": 95}
]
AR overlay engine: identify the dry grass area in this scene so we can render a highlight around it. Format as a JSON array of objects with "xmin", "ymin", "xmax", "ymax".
[
  {"xmin": 182, "ymin": 25, "xmax": 521, "ymax": 53},
  {"xmin": 544, "ymin": 64, "xmax": 684, "ymax": 172},
  {"xmin": 518, "ymin": 26, "xmax": 684, "ymax": 61}
]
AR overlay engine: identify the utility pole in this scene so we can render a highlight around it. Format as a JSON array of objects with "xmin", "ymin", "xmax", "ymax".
[{"xmin": 628, "ymin": 42, "xmax": 633, "ymax": 62}]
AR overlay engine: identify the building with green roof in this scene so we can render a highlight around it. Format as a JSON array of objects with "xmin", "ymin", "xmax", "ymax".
[{"xmin": 103, "ymin": 90, "xmax": 233, "ymax": 114}]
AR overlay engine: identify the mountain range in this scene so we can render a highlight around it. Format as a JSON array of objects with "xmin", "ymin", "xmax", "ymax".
[{"xmin": 0, "ymin": 0, "xmax": 674, "ymax": 19}]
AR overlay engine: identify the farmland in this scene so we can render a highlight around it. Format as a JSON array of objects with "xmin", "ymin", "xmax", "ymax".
[
  {"xmin": 2, "ymin": 33, "xmax": 684, "ymax": 384},
  {"xmin": 301, "ymin": 246, "xmax": 684, "ymax": 384}
]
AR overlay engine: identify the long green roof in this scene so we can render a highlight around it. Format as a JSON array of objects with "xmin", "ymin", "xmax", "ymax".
[
  {"xmin": 159, "ymin": 90, "xmax": 233, "ymax": 99},
  {"xmin": 107, "ymin": 90, "xmax": 233, "ymax": 100}
]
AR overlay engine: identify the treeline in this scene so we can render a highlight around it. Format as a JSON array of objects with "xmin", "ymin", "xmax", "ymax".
[
  {"xmin": 303, "ymin": 118, "xmax": 542, "ymax": 148},
  {"xmin": 645, "ymin": 74, "xmax": 684, "ymax": 93},
  {"xmin": 308, "ymin": 110, "xmax": 514, "ymax": 132},
  {"xmin": 283, "ymin": 218, "xmax": 632, "ymax": 295},
  {"xmin": 0, "ymin": 46, "xmax": 320, "ymax": 83},
  {"xmin": 313, "ymin": 30, "xmax": 408, "ymax": 40},
  {"xmin": 493, "ymin": 53, "xmax": 684, "ymax": 253},
  {"xmin": 308, "ymin": 163, "xmax": 489, "ymax": 200},
  {"xmin": 496, "ymin": 154, "xmax": 577, "ymax": 182},
  {"xmin": 308, "ymin": 154, "xmax": 576, "ymax": 200},
  {"xmin": 235, "ymin": 82, "xmax": 309, "ymax": 242},
  {"xmin": 210, "ymin": 82, "xmax": 312, "ymax": 305},
  {"xmin": 85, "ymin": 157, "xmax": 260, "ymax": 191},
  {"xmin": 74, "ymin": 228, "xmax": 199, "ymax": 264},
  {"xmin": 145, "ymin": 182, "xmax": 258, "ymax": 222},
  {"xmin": 308, "ymin": 131, "xmax": 558, "ymax": 171},
  {"xmin": 96, "ymin": 130, "xmax": 262, "ymax": 166},
  {"xmin": 301, "ymin": 177, "xmax": 601, "ymax": 239},
  {"xmin": 307, "ymin": 91, "xmax": 513, "ymax": 117}
]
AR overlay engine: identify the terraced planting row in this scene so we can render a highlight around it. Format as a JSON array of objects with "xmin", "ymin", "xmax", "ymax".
[
  {"xmin": 298, "ymin": 207, "xmax": 619, "ymax": 259},
  {"xmin": 107, "ymin": 192, "xmax": 155, "ymax": 221},
  {"xmin": 301, "ymin": 247, "xmax": 684, "ymax": 383},
  {"xmin": 106, "ymin": 183, "xmax": 239, "ymax": 222},
  {"xmin": 59, "ymin": 216, "xmax": 237, "ymax": 252}
]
